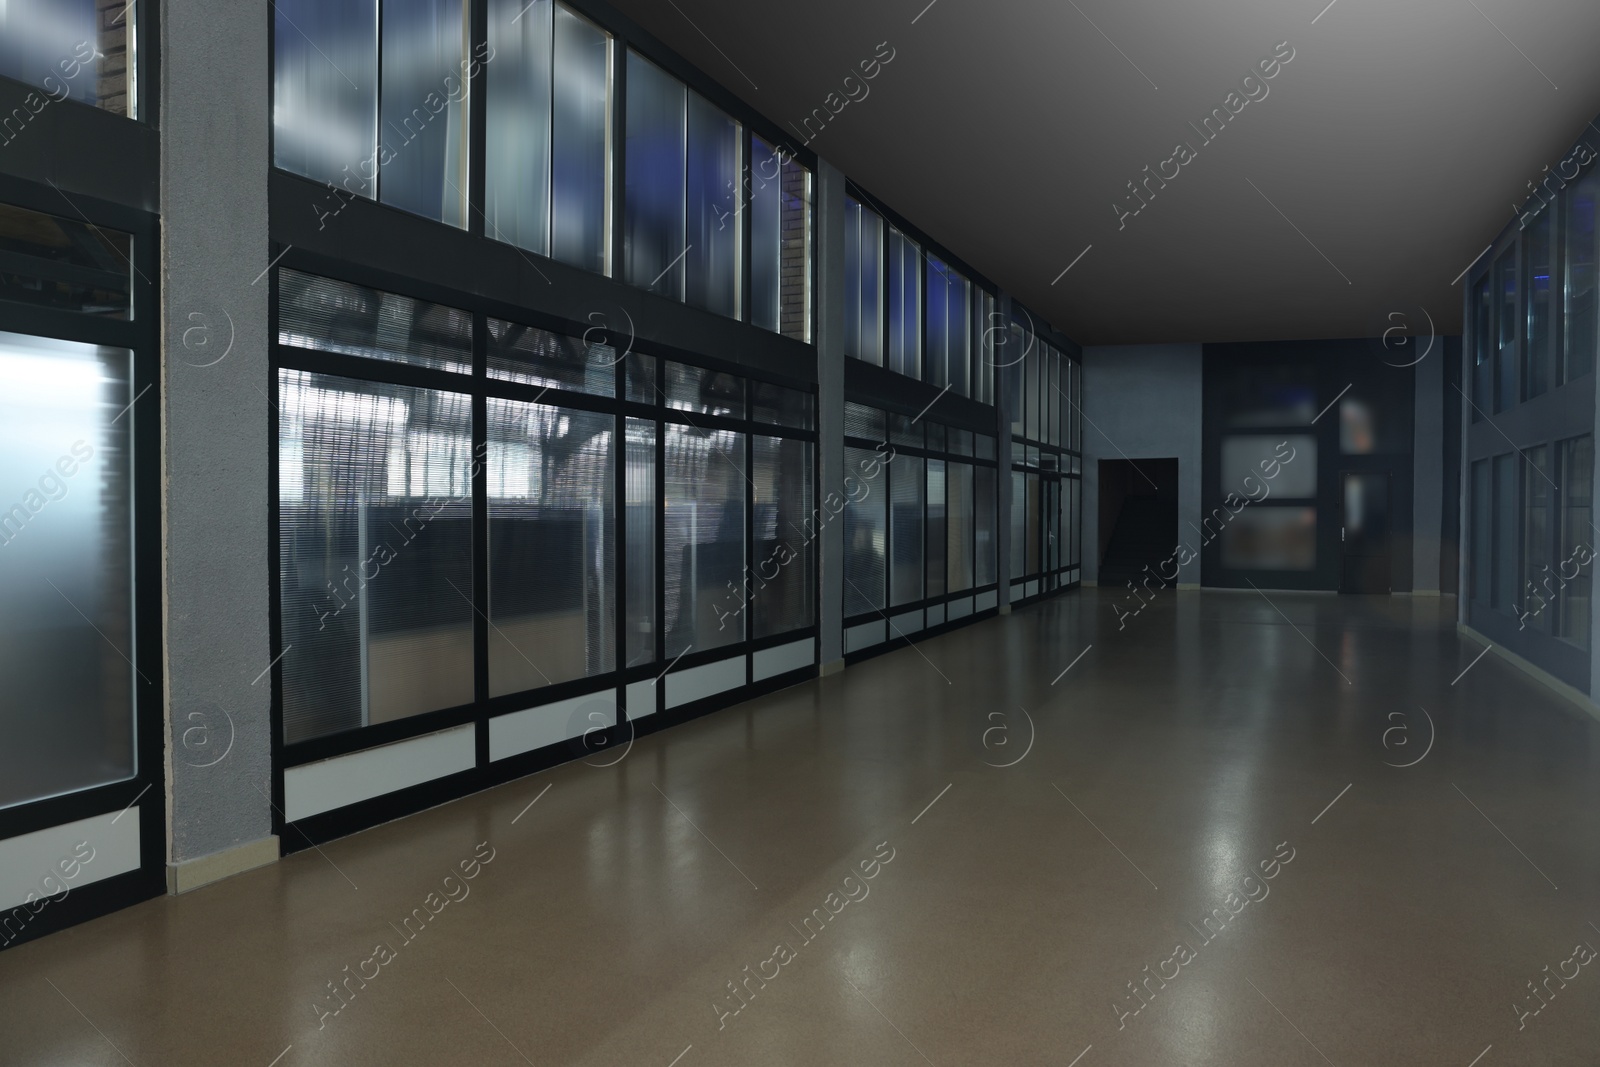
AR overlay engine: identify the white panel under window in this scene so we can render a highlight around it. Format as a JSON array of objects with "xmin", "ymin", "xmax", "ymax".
[
  {"xmin": 490, "ymin": 691, "xmax": 618, "ymax": 762},
  {"xmin": 665, "ymin": 657, "xmax": 745, "ymax": 709},
  {"xmin": 889, "ymin": 610, "xmax": 923, "ymax": 638},
  {"xmin": 0, "ymin": 808, "xmax": 141, "ymax": 914},
  {"xmin": 976, "ymin": 590, "xmax": 998, "ymax": 612},
  {"xmin": 626, "ymin": 679, "xmax": 657, "ymax": 720},
  {"xmin": 753, "ymin": 638, "xmax": 814, "ymax": 682},
  {"xmin": 1010, "ymin": 582, "xmax": 1026, "ymax": 602},
  {"xmin": 926, "ymin": 603, "xmax": 946, "ymax": 627},
  {"xmin": 284, "ymin": 725, "xmax": 475, "ymax": 822},
  {"xmin": 845, "ymin": 620, "xmax": 885, "ymax": 654},
  {"xmin": 948, "ymin": 597, "xmax": 973, "ymax": 620}
]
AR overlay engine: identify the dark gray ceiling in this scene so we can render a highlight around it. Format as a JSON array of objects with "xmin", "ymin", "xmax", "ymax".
[{"xmin": 606, "ymin": 0, "xmax": 1600, "ymax": 344}]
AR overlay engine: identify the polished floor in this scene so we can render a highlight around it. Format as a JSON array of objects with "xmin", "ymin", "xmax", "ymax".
[{"xmin": 5, "ymin": 589, "xmax": 1600, "ymax": 1066}]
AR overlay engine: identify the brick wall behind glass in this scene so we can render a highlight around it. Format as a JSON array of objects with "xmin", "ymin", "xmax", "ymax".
[
  {"xmin": 97, "ymin": 0, "xmax": 131, "ymax": 117},
  {"xmin": 780, "ymin": 165, "xmax": 810, "ymax": 341}
]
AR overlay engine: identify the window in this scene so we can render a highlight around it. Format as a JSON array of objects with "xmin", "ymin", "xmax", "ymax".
[
  {"xmin": 750, "ymin": 436, "xmax": 814, "ymax": 638},
  {"xmin": 624, "ymin": 419, "xmax": 655, "ymax": 667},
  {"xmin": 926, "ymin": 258, "xmax": 971, "ymax": 395},
  {"xmin": 623, "ymin": 52, "xmax": 740, "ymax": 318},
  {"xmin": 278, "ymin": 268, "xmax": 473, "ymax": 374},
  {"xmin": 750, "ymin": 138, "xmax": 812, "ymax": 341},
  {"xmin": 0, "ymin": 332, "xmax": 135, "ymax": 808},
  {"xmin": 278, "ymin": 370, "xmax": 476, "ymax": 744},
  {"xmin": 0, "ymin": 0, "xmax": 137, "ymax": 118},
  {"xmin": 1524, "ymin": 213, "xmax": 1552, "ymax": 400},
  {"xmin": 0, "ymin": 203, "xmax": 132, "ymax": 319},
  {"xmin": 274, "ymin": 0, "xmax": 472, "ymax": 227},
  {"xmin": 664, "ymin": 425, "xmax": 745, "ymax": 656},
  {"xmin": 844, "ymin": 197, "xmax": 884, "ymax": 365},
  {"xmin": 974, "ymin": 291, "xmax": 996, "ymax": 405},
  {"xmin": 1520, "ymin": 446, "xmax": 1550, "ymax": 631},
  {"xmin": 486, "ymin": 400, "xmax": 614, "ymax": 696},
  {"xmin": 843, "ymin": 445, "xmax": 887, "ymax": 617},
  {"xmin": 1495, "ymin": 250, "xmax": 1517, "ymax": 412},
  {"xmin": 1557, "ymin": 436, "xmax": 1593, "ymax": 647},
  {"xmin": 1564, "ymin": 170, "xmax": 1598, "ymax": 383},
  {"xmin": 1471, "ymin": 273, "xmax": 1492, "ymax": 420},
  {"xmin": 887, "ymin": 227, "xmax": 920, "ymax": 378},
  {"xmin": 1493, "ymin": 453, "xmax": 1518, "ymax": 610},
  {"xmin": 1470, "ymin": 458, "xmax": 1491, "ymax": 604},
  {"xmin": 486, "ymin": 0, "xmax": 612, "ymax": 273}
]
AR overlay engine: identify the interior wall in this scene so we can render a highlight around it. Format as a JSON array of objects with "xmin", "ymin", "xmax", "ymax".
[{"xmin": 1081, "ymin": 345, "xmax": 1203, "ymax": 586}]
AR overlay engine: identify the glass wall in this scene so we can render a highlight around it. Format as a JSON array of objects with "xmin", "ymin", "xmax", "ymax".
[
  {"xmin": 486, "ymin": 0, "xmax": 612, "ymax": 272},
  {"xmin": 0, "ymin": 332, "xmax": 135, "ymax": 808},
  {"xmin": 749, "ymin": 137, "xmax": 813, "ymax": 342},
  {"xmin": 841, "ymin": 401, "xmax": 1000, "ymax": 649},
  {"xmin": 1008, "ymin": 337, "xmax": 1082, "ymax": 596},
  {"xmin": 0, "ymin": 0, "xmax": 138, "ymax": 118},
  {"xmin": 1465, "ymin": 139, "xmax": 1598, "ymax": 690},
  {"xmin": 274, "ymin": 0, "xmax": 471, "ymax": 226},
  {"xmin": 275, "ymin": 267, "xmax": 816, "ymax": 749},
  {"xmin": 844, "ymin": 197, "xmax": 884, "ymax": 365}
]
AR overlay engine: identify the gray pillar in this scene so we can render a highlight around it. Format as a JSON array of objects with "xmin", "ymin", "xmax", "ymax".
[
  {"xmin": 1413, "ymin": 344, "xmax": 1444, "ymax": 593},
  {"xmin": 995, "ymin": 293, "xmax": 1014, "ymax": 610},
  {"xmin": 815, "ymin": 158, "xmax": 846, "ymax": 670},
  {"xmin": 160, "ymin": 0, "xmax": 277, "ymax": 889}
]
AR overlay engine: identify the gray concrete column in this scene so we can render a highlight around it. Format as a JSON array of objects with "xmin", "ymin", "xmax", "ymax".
[
  {"xmin": 815, "ymin": 158, "xmax": 846, "ymax": 670},
  {"xmin": 1413, "ymin": 342, "xmax": 1444, "ymax": 593},
  {"xmin": 160, "ymin": 0, "xmax": 277, "ymax": 888}
]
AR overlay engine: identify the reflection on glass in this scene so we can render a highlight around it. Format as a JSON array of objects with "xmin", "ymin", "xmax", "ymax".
[
  {"xmin": 1493, "ymin": 453, "xmax": 1517, "ymax": 610},
  {"xmin": 0, "ymin": 332, "xmax": 133, "ymax": 809},
  {"xmin": 0, "ymin": 203, "xmax": 132, "ymax": 319},
  {"xmin": 1557, "ymin": 435, "xmax": 1592, "ymax": 647},
  {"xmin": 1069, "ymin": 477, "xmax": 1081, "ymax": 568},
  {"xmin": 887, "ymin": 227, "xmax": 920, "ymax": 378},
  {"xmin": 1220, "ymin": 435, "xmax": 1315, "ymax": 498},
  {"xmin": 926, "ymin": 459, "xmax": 946, "ymax": 598},
  {"xmin": 1471, "ymin": 274, "xmax": 1492, "ymax": 422},
  {"xmin": 1525, "ymin": 212, "xmax": 1552, "ymax": 400},
  {"xmin": 1220, "ymin": 507, "xmax": 1315, "ymax": 570},
  {"xmin": 380, "ymin": 0, "xmax": 470, "ymax": 227},
  {"xmin": 749, "ymin": 381, "xmax": 813, "ymax": 430},
  {"xmin": 890, "ymin": 455, "xmax": 924, "ymax": 606},
  {"xmin": 486, "ymin": 0, "xmax": 552, "ymax": 255},
  {"xmin": 975, "ymin": 465, "xmax": 997, "ymax": 586},
  {"xmin": 625, "ymin": 418, "xmax": 655, "ymax": 666},
  {"xmin": 551, "ymin": 6, "xmax": 611, "ymax": 272},
  {"xmin": 844, "ymin": 197, "xmax": 884, "ymax": 364},
  {"xmin": 664, "ymin": 425, "xmax": 745, "ymax": 656},
  {"xmin": 278, "ymin": 370, "xmax": 475, "ymax": 744},
  {"xmin": 624, "ymin": 52, "xmax": 686, "ymax": 298},
  {"xmin": 666, "ymin": 361, "xmax": 743, "ymax": 417},
  {"xmin": 274, "ymin": 0, "xmax": 377, "ymax": 188},
  {"xmin": 1010, "ymin": 470, "xmax": 1026, "ymax": 580},
  {"xmin": 0, "ymin": 0, "xmax": 134, "ymax": 115},
  {"xmin": 751, "ymin": 437, "xmax": 813, "ymax": 638},
  {"xmin": 1564, "ymin": 171, "xmax": 1598, "ymax": 383},
  {"xmin": 948, "ymin": 462, "xmax": 973, "ymax": 592},
  {"xmin": 487, "ymin": 400, "xmax": 614, "ymax": 696},
  {"xmin": 975, "ymin": 291, "xmax": 996, "ymax": 406},
  {"xmin": 1470, "ymin": 459, "xmax": 1491, "ymax": 604},
  {"xmin": 685, "ymin": 91, "xmax": 740, "ymax": 317},
  {"xmin": 1008, "ymin": 326, "xmax": 1026, "ymax": 438},
  {"xmin": 1496, "ymin": 250, "xmax": 1517, "ymax": 412},
  {"xmin": 1339, "ymin": 397, "xmax": 1375, "ymax": 454},
  {"xmin": 488, "ymin": 317, "xmax": 616, "ymax": 397},
  {"xmin": 278, "ymin": 268, "xmax": 473, "ymax": 374},
  {"xmin": 1519, "ymin": 446, "xmax": 1550, "ymax": 632},
  {"xmin": 1025, "ymin": 472, "xmax": 1040, "ymax": 574},
  {"xmin": 843, "ymin": 446, "xmax": 886, "ymax": 616}
]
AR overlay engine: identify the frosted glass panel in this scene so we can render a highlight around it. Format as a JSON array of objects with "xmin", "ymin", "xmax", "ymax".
[
  {"xmin": 278, "ymin": 370, "xmax": 475, "ymax": 744},
  {"xmin": 488, "ymin": 317, "xmax": 616, "ymax": 397},
  {"xmin": 380, "ymin": 0, "xmax": 471, "ymax": 227},
  {"xmin": 750, "ymin": 137, "xmax": 783, "ymax": 332},
  {"xmin": 664, "ymin": 425, "xmax": 744, "ymax": 657},
  {"xmin": 1010, "ymin": 470, "xmax": 1026, "ymax": 579},
  {"xmin": 0, "ymin": 203, "xmax": 131, "ymax": 319},
  {"xmin": 487, "ymin": 400, "xmax": 614, "ymax": 696},
  {"xmin": 273, "ymin": 0, "xmax": 378, "ymax": 189},
  {"xmin": 844, "ymin": 197, "xmax": 884, "ymax": 364},
  {"xmin": 550, "ymin": 6, "xmax": 611, "ymax": 272},
  {"xmin": 278, "ymin": 269, "xmax": 473, "ymax": 374},
  {"xmin": 685, "ymin": 91, "xmax": 739, "ymax": 317},
  {"xmin": 926, "ymin": 460, "xmax": 946, "ymax": 597},
  {"xmin": 624, "ymin": 52, "xmax": 686, "ymax": 298},
  {"xmin": 975, "ymin": 465, "xmax": 997, "ymax": 586},
  {"xmin": 1221, "ymin": 507, "xmax": 1316, "ymax": 570},
  {"xmin": 625, "ymin": 419, "xmax": 655, "ymax": 666},
  {"xmin": 890, "ymin": 456, "xmax": 924, "ymax": 606},
  {"xmin": 887, "ymin": 228, "xmax": 920, "ymax": 378},
  {"xmin": 751, "ymin": 437, "xmax": 814, "ymax": 638},
  {"xmin": 843, "ymin": 446, "xmax": 887, "ymax": 616},
  {"xmin": 1220, "ymin": 435, "xmax": 1315, "ymax": 498},
  {"xmin": 0, "ymin": 0, "xmax": 133, "ymax": 114},
  {"xmin": 486, "ymin": 0, "xmax": 553, "ymax": 254},
  {"xmin": 0, "ymin": 333, "xmax": 134, "ymax": 809},
  {"xmin": 948, "ymin": 462, "xmax": 974, "ymax": 592}
]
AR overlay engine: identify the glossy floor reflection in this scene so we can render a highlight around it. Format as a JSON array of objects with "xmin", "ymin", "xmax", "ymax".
[{"xmin": 4, "ymin": 589, "xmax": 1600, "ymax": 1066}]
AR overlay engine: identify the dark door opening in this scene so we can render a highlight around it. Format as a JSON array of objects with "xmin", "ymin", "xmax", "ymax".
[
  {"xmin": 1098, "ymin": 459, "xmax": 1179, "ymax": 587},
  {"xmin": 1340, "ymin": 471, "xmax": 1392, "ymax": 593}
]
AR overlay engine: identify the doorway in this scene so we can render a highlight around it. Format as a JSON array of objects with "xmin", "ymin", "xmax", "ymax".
[
  {"xmin": 1340, "ymin": 472, "xmax": 1392, "ymax": 593},
  {"xmin": 1098, "ymin": 459, "xmax": 1179, "ymax": 587}
]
